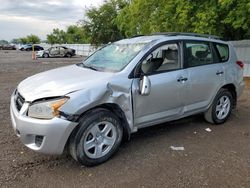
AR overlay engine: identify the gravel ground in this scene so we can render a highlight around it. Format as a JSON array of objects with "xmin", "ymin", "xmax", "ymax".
[{"xmin": 0, "ymin": 50, "xmax": 250, "ymax": 188}]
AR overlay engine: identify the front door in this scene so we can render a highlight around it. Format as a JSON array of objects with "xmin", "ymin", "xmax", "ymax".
[
  {"xmin": 49, "ymin": 47, "xmax": 60, "ymax": 57},
  {"xmin": 132, "ymin": 42, "xmax": 188, "ymax": 128}
]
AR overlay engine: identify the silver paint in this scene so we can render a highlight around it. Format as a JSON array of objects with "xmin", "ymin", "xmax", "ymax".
[{"xmin": 10, "ymin": 35, "xmax": 244, "ymax": 155}]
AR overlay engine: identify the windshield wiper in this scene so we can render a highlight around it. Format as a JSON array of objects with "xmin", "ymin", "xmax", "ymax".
[{"xmin": 77, "ymin": 63, "xmax": 99, "ymax": 71}]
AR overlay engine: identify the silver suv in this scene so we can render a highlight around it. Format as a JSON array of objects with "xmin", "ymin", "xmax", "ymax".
[{"xmin": 10, "ymin": 33, "xmax": 244, "ymax": 166}]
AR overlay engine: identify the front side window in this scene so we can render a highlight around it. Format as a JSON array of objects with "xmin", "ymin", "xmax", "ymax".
[
  {"xmin": 141, "ymin": 43, "xmax": 180, "ymax": 74},
  {"xmin": 185, "ymin": 42, "xmax": 213, "ymax": 67},
  {"xmin": 81, "ymin": 43, "xmax": 147, "ymax": 72}
]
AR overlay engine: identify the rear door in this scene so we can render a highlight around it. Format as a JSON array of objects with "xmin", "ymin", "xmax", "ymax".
[
  {"xmin": 132, "ymin": 41, "xmax": 188, "ymax": 127},
  {"xmin": 59, "ymin": 47, "xmax": 66, "ymax": 57},
  {"xmin": 183, "ymin": 40, "xmax": 225, "ymax": 113}
]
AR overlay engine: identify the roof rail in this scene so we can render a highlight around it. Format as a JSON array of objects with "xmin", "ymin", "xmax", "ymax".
[
  {"xmin": 151, "ymin": 32, "xmax": 222, "ymax": 40},
  {"xmin": 131, "ymin": 34, "xmax": 144, "ymax": 38}
]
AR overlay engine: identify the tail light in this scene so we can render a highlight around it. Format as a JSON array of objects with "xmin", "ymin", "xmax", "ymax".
[{"xmin": 236, "ymin": 60, "xmax": 244, "ymax": 69}]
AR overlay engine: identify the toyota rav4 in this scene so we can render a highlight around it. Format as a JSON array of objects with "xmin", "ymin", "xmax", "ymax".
[{"xmin": 10, "ymin": 33, "xmax": 244, "ymax": 166}]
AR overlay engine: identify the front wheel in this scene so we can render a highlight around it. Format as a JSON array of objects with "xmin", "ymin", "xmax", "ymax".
[
  {"xmin": 204, "ymin": 89, "xmax": 233, "ymax": 124},
  {"xmin": 43, "ymin": 53, "xmax": 49, "ymax": 58},
  {"xmin": 69, "ymin": 108, "xmax": 123, "ymax": 166}
]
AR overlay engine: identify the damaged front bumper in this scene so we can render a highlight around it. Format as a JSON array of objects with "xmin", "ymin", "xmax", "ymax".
[{"xmin": 10, "ymin": 93, "xmax": 78, "ymax": 155}]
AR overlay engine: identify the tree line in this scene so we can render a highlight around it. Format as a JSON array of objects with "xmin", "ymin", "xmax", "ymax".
[
  {"xmin": 11, "ymin": 35, "xmax": 41, "ymax": 44},
  {"xmin": 9, "ymin": 0, "xmax": 250, "ymax": 45}
]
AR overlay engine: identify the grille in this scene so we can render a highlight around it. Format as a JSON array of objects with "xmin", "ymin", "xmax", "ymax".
[
  {"xmin": 35, "ymin": 135, "xmax": 44, "ymax": 147},
  {"xmin": 15, "ymin": 91, "xmax": 25, "ymax": 111}
]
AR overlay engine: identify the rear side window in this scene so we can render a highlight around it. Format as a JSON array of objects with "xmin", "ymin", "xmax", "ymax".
[
  {"xmin": 185, "ymin": 42, "xmax": 213, "ymax": 67},
  {"xmin": 214, "ymin": 43, "xmax": 229, "ymax": 62}
]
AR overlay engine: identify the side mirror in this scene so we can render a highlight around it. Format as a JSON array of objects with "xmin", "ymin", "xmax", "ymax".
[{"xmin": 139, "ymin": 76, "xmax": 151, "ymax": 96}]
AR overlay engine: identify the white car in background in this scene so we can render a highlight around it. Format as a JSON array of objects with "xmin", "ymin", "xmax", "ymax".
[{"xmin": 36, "ymin": 46, "xmax": 76, "ymax": 58}]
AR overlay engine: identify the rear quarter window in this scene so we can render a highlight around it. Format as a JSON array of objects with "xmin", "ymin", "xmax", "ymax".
[{"xmin": 214, "ymin": 43, "xmax": 229, "ymax": 62}]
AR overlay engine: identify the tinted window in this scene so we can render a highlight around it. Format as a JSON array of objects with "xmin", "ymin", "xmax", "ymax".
[
  {"xmin": 141, "ymin": 43, "xmax": 180, "ymax": 74},
  {"xmin": 185, "ymin": 42, "xmax": 213, "ymax": 67},
  {"xmin": 214, "ymin": 43, "xmax": 229, "ymax": 62}
]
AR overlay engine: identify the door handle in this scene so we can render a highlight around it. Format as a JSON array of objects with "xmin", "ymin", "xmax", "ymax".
[
  {"xmin": 177, "ymin": 77, "xmax": 188, "ymax": 82},
  {"xmin": 216, "ymin": 71, "xmax": 224, "ymax": 75}
]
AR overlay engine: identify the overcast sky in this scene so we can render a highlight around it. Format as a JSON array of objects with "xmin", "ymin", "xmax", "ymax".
[{"xmin": 0, "ymin": 0, "xmax": 103, "ymax": 41}]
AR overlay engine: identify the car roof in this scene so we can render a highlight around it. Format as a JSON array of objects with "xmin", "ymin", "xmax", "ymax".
[
  {"xmin": 115, "ymin": 35, "xmax": 164, "ymax": 44},
  {"xmin": 117, "ymin": 32, "xmax": 227, "ymax": 45},
  {"xmin": 152, "ymin": 32, "xmax": 221, "ymax": 39}
]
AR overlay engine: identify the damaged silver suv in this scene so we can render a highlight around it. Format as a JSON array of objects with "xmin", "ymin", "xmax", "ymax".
[{"xmin": 10, "ymin": 33, "xmax": 244, "ymax": 166}]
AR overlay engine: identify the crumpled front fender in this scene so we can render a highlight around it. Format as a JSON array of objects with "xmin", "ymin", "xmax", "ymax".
[{"xmin": 60, "ymin": 79, "xmax": 135, "ymax": 133}]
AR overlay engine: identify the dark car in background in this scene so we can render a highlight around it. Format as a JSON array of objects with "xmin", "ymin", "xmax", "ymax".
[
  {"xmin": 19, "ymin": 44, "xmax": 44, "ymax": 51},
  {"xmin": 0, "ymin": 44, "xmax": 16, "ymax": 50},
  {"xmin": 36, "ymin": 46, "xmax": 76, "ymax": 58}
]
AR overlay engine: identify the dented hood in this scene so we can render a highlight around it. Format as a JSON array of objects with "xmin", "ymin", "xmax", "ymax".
[{"xmin": 18, "ymin": 65, "xmax": 114, "ymax": 101}]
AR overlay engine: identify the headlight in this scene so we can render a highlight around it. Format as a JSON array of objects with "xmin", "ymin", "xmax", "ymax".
[{"xmin": 28, "ymin": 97, "xmax": 69, "ymax": 119}]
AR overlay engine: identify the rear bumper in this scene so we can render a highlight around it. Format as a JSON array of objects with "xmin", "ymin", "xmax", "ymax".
[{"xmin": 10, "ymin": 93, "xmax": 77, "ymax": 155}]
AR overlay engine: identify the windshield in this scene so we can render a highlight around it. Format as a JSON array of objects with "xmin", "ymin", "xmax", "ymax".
[{"xmin": 80, "ymin": 43, "xmax": 147, "ymax": 72}]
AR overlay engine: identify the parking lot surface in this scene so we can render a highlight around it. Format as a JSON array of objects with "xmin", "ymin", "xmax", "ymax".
[{"xmin": 1, "ymin": 50, "xmax": 250, "ymax": 188}]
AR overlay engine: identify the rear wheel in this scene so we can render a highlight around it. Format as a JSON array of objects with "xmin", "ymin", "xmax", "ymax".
[
  {"xmin": 66, "ymin": 53, "xmax": 72, "ymax": 58},
  {"xmin": 204, "ymin": 89, "xmax": 233, "ymax": 124},
  {"xmin": 69, "ymin": 108, "xmax": 123, "ymax": 166}
]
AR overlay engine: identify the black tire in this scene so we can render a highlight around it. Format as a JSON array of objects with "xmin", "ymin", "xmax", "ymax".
[
  {"xmin": 65, "ymin": 53, "xmax": 72, "ymax": 58},
  {"xmin": 43, "ymin": 53, "xmax": 49, "ymax": 58},
  {"xmin": 69, "ymin": 108, "xmax": 123, "ymax": 166},
  {"xmin": 204, "ymin": 89, "xmax": 233, "ymax": 124}
]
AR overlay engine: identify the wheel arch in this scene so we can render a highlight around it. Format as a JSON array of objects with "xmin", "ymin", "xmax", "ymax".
[
  {"xmin": 65, "ymin": 52, "xmax": 72, "ymax": 57},
  {"xmin": 43, "ymin": 53, "xmax": 49, "ymax": 58},
  {"xmin": 92, "ymin": 103, "xmax": 131, "ymax": 141},
  {"xmin": 65, "ymin": 103, "xmax": 131, "ymax": 152},
  {"xmin": 221, "ymin": 83, "xmax": 237, "ymax": 108}
]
